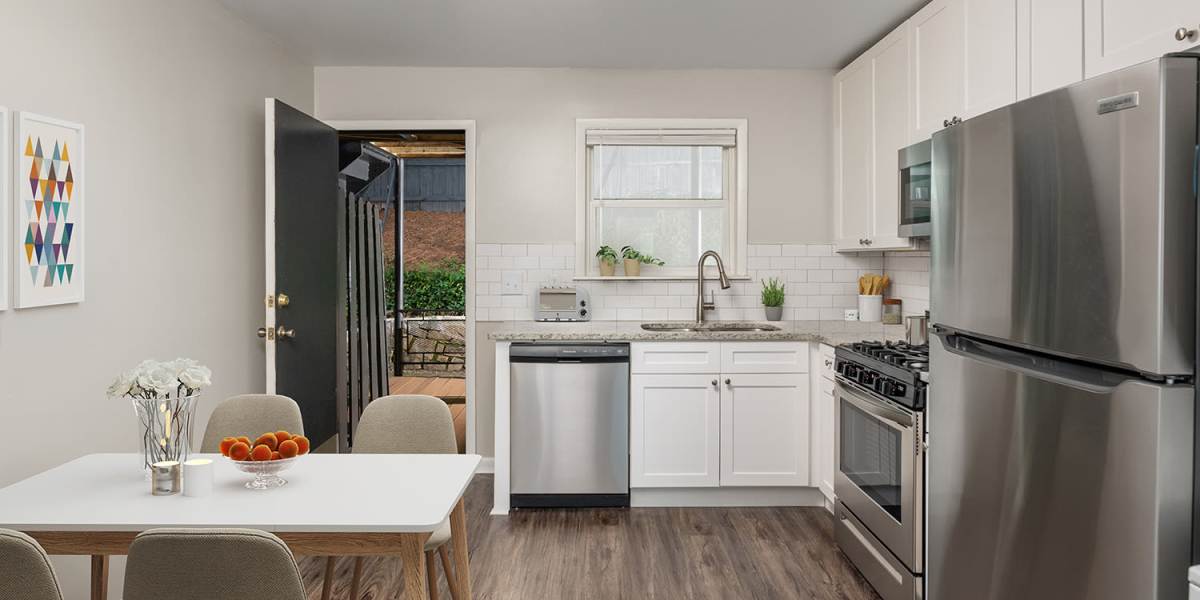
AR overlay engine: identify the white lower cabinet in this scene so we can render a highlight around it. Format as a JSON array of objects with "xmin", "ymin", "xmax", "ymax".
[
  {"xmin": 630, "ymin": 373, "xmax": 721, "ymax": 488},
  {"xmin": 630, "ymin": 342, "xmax": 811, "ymax": 489},
  {"xmin": 720, "ymin": 373, "xmax": 810, "ymax": 486}
]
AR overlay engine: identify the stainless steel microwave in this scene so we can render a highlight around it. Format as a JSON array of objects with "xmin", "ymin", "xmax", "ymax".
[{"xmin": 898, "ymin": 140, "xmax": 931, "ymax": 238}]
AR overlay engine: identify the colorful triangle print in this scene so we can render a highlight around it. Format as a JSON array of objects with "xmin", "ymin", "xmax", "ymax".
[
  {"xmin": 65, "ymin": 264, "xmax": 74, "ymax": 283},
  {"xmin": 24, "ymin": 137, "xmax": 34, "ymax": 156},
  {"xmin": 52, "ymin": 142, "xmax": 60, "ymax": 162},
  {"xmin": 29, "ymin": 266, "xmax": 38, "ymax": 284},
  {"xmin": 33, "ymin": 138, "xmax": 42, "ymax": 159},
  {"xmin": 60, "ymin": 143, "xmax": 69, "ymax": 162}
]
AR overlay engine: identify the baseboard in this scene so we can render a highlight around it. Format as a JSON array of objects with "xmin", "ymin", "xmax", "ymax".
[
  {"xmin": 475, "ymin": 456, "xmax": 495, "ymax": 474},
  {"xmin": 631, "ymin": 486, "xmax": 825, "ymax": 508}
]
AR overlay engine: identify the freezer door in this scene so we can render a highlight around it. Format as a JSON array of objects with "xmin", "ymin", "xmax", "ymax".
[
  {"xmin": 928, "ymin": 333, "xmax": 1194, "ymax": 600},
  {"xmin": 930, "ymin": 56, "xmax": 1197, "ymax": 375}
]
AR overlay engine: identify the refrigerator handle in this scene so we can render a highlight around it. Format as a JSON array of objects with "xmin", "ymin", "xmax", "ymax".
[{"xmin": 933, "ymin": 328, "xmax": 1146, "ymax": 393}]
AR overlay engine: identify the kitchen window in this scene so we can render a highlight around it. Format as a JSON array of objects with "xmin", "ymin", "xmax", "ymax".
[{"xmin": 576, "ymin": 119, "xmax": 748, "ymax": 278}]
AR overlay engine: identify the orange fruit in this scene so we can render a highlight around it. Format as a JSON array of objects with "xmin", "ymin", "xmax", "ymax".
[
  {"xmin": 228, "ymin": 441, "xmax": 251, "ymax": 461},
  {"xmin": 218, "ymin": 437, "xmax": 237, "ymax": 457},
  {"xmin": 278, "ymin": 439, "xmax": 299, "ymax": 458},
  {"xmin": 254, "ymin": 433, "xmax": 278, "ymax": 451},
  {"xmin": 237, "ymin": 436, "xmax": 251, "ymax": 447},
  {"xmin": 274, "ymin": 430, "xmax": 292, "ymax": 443},
  {"xmin": 250, "ymin": 444, "xmax": 273, "ymax": 461},
  {"xmin": 270, "ymin": 451, "xmax": 282, "ymax": 460},
  {"xmin": 294, "ymin": 435, "xmax": 310, "ymax": 455}
]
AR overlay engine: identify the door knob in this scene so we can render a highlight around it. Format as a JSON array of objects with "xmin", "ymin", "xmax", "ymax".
[
  {"xmin": 1175, "ymin": 27, "xmax": 1197, "ymax": 41},
  {"xmin": 256, "ymin": 327, "xmax": 269, "ymax": 339},
  {"xmin": 276, "ymin": 293, "xmax": 291, "ymax": 307},
  {"xmin": 276, "ymin": 326, "xmax": 296, "ymax": 339}
]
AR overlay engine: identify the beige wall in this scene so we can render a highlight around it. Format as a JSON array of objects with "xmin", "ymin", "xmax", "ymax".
[
  {"xmin": 315, "ymin": 66, "xmax": 837, "ymax": 458},
  {"xmin": 0, "ymin": 1, "xmax": 312, "ymax": 596},
  {"xmin": 315, "ymin": 66, "xmax": 835, "ymax": 244}
]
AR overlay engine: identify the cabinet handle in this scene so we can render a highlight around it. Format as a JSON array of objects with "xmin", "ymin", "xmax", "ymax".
[
  {"xmin": 863, "ymin": 239, "xmax": 873, "ymax": 245},
  {"xmin": 711, "ymin": 379, "xmax": 718, "ymax": 387},
  {"xmin": 725, "ymin": 378, "xmax": 732, "ymax": 386},
  {"xmin": 1176, "ymin": 27, "xmax": 1197, "ymax": 41},
  {"xmin": 943, "ymin": 118, "xmax": 950, "ymax": 127}
]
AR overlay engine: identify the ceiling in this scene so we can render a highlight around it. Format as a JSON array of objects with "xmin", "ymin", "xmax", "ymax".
[{"xmin": 217, "ymin": 0, "xmax": 926, "ymax": 69}]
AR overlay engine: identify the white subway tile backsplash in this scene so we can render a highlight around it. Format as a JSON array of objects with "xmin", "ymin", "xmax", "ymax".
[{"xmin": 472, "ymin": 242, "xmax": 926, "ymax": 322}]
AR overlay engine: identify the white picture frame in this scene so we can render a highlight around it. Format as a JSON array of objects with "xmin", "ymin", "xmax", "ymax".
[
  {"xmin": 0, "ymin": 106, "xmax": 8, "ymax": 311},
  {"xmin": 13, "ymin": 112, "xmax": 84, "ymax": 308}
]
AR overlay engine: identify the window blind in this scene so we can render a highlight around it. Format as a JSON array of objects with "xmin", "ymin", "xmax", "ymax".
[{"xmin": 585, "ymin": 129, "xmax": 737, "ymax": 147}]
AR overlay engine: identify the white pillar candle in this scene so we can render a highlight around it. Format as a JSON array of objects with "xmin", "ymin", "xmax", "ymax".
[{"xmin": 182, "ymin": 458, "xmax": 213, "ymax": 498}]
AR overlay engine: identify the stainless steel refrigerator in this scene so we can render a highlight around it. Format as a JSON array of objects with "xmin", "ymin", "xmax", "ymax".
[{"xmin": 928, "ymin": 55, "xmax": 1199, "ymax": 600}]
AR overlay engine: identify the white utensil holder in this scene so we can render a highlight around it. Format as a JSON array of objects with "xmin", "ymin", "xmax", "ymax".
[{"xmin": 858, "ymin": 295, "xmax": 883, "ymax": 322}]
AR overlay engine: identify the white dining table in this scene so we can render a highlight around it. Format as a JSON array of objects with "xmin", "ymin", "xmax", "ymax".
[{"xmin": 0, "ymin": 453, "xmax": 480, "ymax": 600}]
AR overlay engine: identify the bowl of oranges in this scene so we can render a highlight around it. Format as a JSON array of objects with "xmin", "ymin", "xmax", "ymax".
[{"xmin": 218, "ymin": 431, "xmax": 310, "ymax": 490}]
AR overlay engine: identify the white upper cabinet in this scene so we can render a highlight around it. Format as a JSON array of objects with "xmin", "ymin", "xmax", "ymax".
[
  {"xmin": 964, "ymin": 0, "xmax": 1018, "ymax": 116},
  {"xmin": 1017, "ymin": 0, "xmax": 1084, "ymax": 98},
  {"xmin": 1084, "ymin": 0, "xmax": 1200, "ymax": 78},
  {"xmin": 833, "ymin": 26, "xmax": 921, "ymax": 253},
  {"xmin": 910, "ymin": 0, "xmax": 966, "ymax": 141},
  {"xmin": 833, "ymin": 60, "xmax": 875, "ymax": 251}
]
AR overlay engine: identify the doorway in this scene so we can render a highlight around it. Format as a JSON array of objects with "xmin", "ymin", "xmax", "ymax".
[{"xmin": 265, "ymin": 103, "xmax": 477, "ymax": 456}]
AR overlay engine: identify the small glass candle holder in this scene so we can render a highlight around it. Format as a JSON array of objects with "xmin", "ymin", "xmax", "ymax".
[{"xmin": 151, "ymin": 461, "xmax": 181, "ymax": 496}]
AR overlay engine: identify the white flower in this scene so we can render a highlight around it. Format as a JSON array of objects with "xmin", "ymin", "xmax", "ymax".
[
  {"xmin": 167, "ymin": 358, "xmax": 199, "ymax": 374},
  {"xmin": 178, "ymin": 365, "xmax": 212, "ymax": 391},
  {"xmin": 136, "ymin": 363, "xmax": 179, "ymax": 397},
  {"xmin": 106, "ymin": 370, "xmax": 136, "ymax": 398}
]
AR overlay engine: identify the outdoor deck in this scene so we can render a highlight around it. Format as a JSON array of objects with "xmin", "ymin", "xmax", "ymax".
[{"xmin": 388, "ymin": 376, "xmax": 467, "ymax": 453}]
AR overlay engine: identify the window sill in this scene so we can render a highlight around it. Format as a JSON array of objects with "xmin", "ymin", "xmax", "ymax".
[{"xmin": 573, "ymin": 275, "xmax": 751, "ymax": 282}]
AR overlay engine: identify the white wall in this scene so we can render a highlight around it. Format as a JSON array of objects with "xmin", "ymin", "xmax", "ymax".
[
  {"xmin": 0, "ymin": 1, "xmax": 312, "ymax": 596},
  {"xmin": 315, "ymin": 67, "xmax": 835, "ymax": 244},
  {"xmin": 315, "ymin": 66, "xmax": 837, "ymax": 459}
]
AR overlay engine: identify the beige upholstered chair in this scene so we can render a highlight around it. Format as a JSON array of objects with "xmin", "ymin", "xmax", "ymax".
[
  {"xmin": 200, "ymin": 394, "xmax": 304, "ymax": 453},
  {"xmin": 327, "ymin": 394, "xmax": 461, "ymax": 600},
  {"xmin": 123, "ymin": 528, "xmax": 305, "ymax": 600},
  {"xmin": 0, "ymin": 529, "xmax": 63, "ymax": 600}
]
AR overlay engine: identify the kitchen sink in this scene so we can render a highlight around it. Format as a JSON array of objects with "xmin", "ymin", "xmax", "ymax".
[{"xmin": 640, "ymin": 322, "xmax": 782, "ymax": 333}]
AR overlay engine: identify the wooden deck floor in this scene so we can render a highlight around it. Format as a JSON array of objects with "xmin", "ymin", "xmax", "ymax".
[
  {"xmin": 389, "ymin": 376, "xmax": 467, "ymax": 453},
  {"xmin": 299, "ymin": 475, "xmax": 879, "ymax": 600}
]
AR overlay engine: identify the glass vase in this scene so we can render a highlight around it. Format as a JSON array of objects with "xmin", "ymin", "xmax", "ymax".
[{"xmin": 131, "ymin": 394, "xmax": 200, "ymax": 473}]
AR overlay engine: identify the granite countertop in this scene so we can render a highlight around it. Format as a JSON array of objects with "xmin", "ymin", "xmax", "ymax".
[{"xmin": 487, "ymin": 320, "xmax": 908, "ymax": 345}]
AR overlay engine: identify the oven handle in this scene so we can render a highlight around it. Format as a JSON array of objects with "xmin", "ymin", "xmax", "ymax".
[{"xmin": 837, "ymin": 378, "xmax": 914, "ymax": 431}]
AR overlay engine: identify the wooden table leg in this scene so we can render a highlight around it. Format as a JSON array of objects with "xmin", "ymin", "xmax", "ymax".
[
  {"xmin": 320, "ymin": 556, "xmax": 336, "ymax": 600},
  {"xmin": 448, "ymin": 498, "xmax": 472, "ymax": 599},
  {"xmin": 400, "ymin": 534, "xmax": 429, "ymax": 600},
  {"xmin": 90, "ymin": 555, "xmax": 109, "ymax": 600},
  {"xmin": 349, "ymin": 557, "xmax": 364, "ymax": 599}
]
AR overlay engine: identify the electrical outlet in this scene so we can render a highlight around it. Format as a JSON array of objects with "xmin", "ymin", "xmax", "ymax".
[
  {"xmin": 502, "ymin": 271, "xmax": 524, "ymax": 295},
  {"xmin": 844, "ymin": 309, "xmax": 859, "ymax": 321}
]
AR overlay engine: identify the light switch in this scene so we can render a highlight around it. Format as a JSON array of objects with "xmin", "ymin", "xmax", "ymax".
[{"xmin": 502, "ymin": 271, "xmax": 524, "ymax": 295}]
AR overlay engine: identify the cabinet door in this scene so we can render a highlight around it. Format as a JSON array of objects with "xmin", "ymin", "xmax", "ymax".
[
  {"xmin": 631, "ymin": 374, "xmax": 721, "ymax": 488},
  {"xmin": 1017, "ymin": 0, "xmax": 1084, "ymax": 99},
  {"xmin": 720, "ymin": 373, "xmax": 810, "ymax": 486},
  {"xmin": 814, "ymin": 378, "xmax": 837, "ymax": 502},
  {"xmin": 911, "ymin": 0, "xmax": 966, "ymax": 141},
  {"xmin": 871, "ymin": 27, "xmax": 916, "ymax": 250},
  {"xmin": 1084, "ymin": 0, "xmax": 1200, "ymax": 77},
  {"xmin": 833, "ymin": 59, "xmax": 875, "ymax": 252},
  {"xmin": 964, "ymin": 0, "xmax": 1017, "ymax": 117}
]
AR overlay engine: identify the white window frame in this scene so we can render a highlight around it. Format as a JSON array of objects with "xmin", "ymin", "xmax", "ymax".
[{"xmin": 574, "ymin": 118, "xmax": 749, "ymax": 279}]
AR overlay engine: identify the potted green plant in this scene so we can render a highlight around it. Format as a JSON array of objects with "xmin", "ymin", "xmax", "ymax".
[
  {"xmin": 595, "ymin": 245, "xmax": 619, "ymax": 276},
  {"xmin": 620, "ymin": 246, "xmax": 665, "ymax": 276},
  {"xmin": 761, "ymin": 277, "xmax": 786, "ymax": 321}
]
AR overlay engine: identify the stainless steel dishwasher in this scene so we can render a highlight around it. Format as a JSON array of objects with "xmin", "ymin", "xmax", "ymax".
[{"xmin": 510, "ymin": 342, "xmax": 629, "ymax": 508}]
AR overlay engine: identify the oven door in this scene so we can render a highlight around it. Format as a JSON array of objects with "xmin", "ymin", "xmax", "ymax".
[{"xmin": 835, "ymin": 377, "xmax": 923, "ymax": 572}]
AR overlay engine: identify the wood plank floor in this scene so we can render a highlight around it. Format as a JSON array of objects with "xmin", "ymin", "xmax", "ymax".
[
  {"xmin": 388, "ymin": 376, "xmax": 467, "ymax": 453},
  {"xmin": 299, "ymin": 475, "xmax": 879, "ymax": 600}
]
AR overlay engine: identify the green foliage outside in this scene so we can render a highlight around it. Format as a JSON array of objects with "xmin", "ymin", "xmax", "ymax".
[{"xmin": 385, "ymin": 260, "xmax": 466, "ymax": 313}]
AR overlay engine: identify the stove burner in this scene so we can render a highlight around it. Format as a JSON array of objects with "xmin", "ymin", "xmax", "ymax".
[{"xmin": 835, "ymin": 340, "xmax": 930, "ymax": 410}]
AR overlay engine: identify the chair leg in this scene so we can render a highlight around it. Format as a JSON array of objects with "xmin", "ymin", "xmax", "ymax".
[
  {"xmin": 349, "ymin": 557, "xmax": 365, "ymax": 599},
  {"xmin": 425, "ymin": 550, "xmax": 440, "ymax": 600},
  {"xmin": 320, "ymin": 557, "xmax": 336, "ymax": 600},
  {"xmin": 438, "ymin": 546, "xmax": 462, "ymax": 600}
]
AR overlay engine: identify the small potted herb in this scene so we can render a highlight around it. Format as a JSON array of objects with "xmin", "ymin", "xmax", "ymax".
[
  {"xmin": 596, "ymin": 245, "xmax": 619, "ymax": 276},
  {"xmin": 761, "ymin": 277, "xmax": 786, "ymax": 321},
  {"xmin": 620, "ymin": 246, "xmax": 665, "ymax": 276}
]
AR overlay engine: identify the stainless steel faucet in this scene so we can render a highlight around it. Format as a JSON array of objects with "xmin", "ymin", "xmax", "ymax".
[{"xmin": 695, "ymin": 250, "xmax": 731, "ymax": 323}]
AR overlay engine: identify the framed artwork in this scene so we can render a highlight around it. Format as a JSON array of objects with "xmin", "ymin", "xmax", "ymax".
[
  {"xmin": 14, "ymin": 112, "xmax": 83, "ymax": 308},
  {"xmin": 0, "ymin": 107, "xmax": 7, "ymax": 310}
]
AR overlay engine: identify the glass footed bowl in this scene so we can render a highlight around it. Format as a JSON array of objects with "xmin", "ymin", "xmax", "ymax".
[{"xmin": 228, "ymin": 455, "xmax": 300, "ymax": 490}]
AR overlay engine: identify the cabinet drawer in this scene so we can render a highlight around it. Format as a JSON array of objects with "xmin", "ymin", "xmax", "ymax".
[
  {"xmin": 632, "ymin": 343, "xmax": 721, "ymax": 374},
  {"xmin": 721, "ymin": 342, "xmax": 809, "ymax": 374}
]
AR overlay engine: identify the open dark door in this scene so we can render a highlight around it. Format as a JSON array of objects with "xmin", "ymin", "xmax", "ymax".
[{"xmin": 264, "ymin": 99, "xmax": 343, "ymax": 450}]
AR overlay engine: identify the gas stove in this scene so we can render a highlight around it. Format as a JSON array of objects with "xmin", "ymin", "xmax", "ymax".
[{"xmin": 834, "ymin": 341, "xmax": 929, "ymax": 409}]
